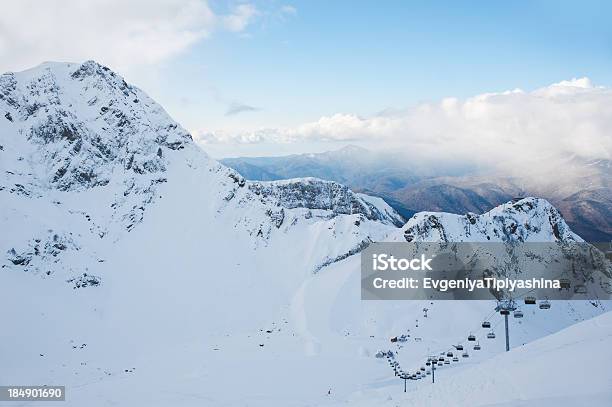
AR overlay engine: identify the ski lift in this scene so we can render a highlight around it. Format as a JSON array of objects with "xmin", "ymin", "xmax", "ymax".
[
  {"xmin": 454, "ymin": 344, "xmax": 464, "ymax": 350},
  {"xmin": 559, "ymin": 279, "xmax": 571, "ymax": 290},
  {"xmin": 487, "ymin": 331, "xmax": 496, "ymax": 339},
  {"xmin": 574, "ymin": 285, "xmax": 587, "ymax": 294},
  {"xmin": 420, "ymin": 367, "xmax": 426, "ymax": 371},
  {"xmin": 500, "ymin": 309, "xmax": 510, "ymax": 316},
  {"xmin": 482, "ymin": 321, "xmax": 491, "ymax": 328},
  {"xmin": 426, "ymin": 371, "xmax": 431, "ymax": 375},
  {"xmin": 524, "ymin": 296, "xmax": 536, "ymax": 305},
  {"xmin": 446, "ymin": 351, "xmax": 453, "ymax": 357},
  {"xmin": 462, "ymin": 351, "xmax": 469, "ymax": 358},
  {"xmin": 514, "ymin": 309, "xmax": 524, "ymax": 318},
  {"xmin": 438, "ymin": 356, "xmax": 445, "ymax": 362},
  {"xmin": 437, "ymin": 362, "xmax": 443, "ymax": 366},
  {"xmin": 426, "ymin": 361, "xmax": 431, "ymax": 366},
  {"xmin": 539, "ymin": 300, "xmax": 551, "ymax": 310},
  {"xmin": 444, "ymin": 360, "xmax": 450, "ymax": 364},
  {"xmin": 468, "ymin": 334, "xmax": 476, "ymax": 341},
  {"xmin": 452, "ymin": 356, "xmax": 459, "ymax": 362},
  {"xmin": 474, "ymin": 342, "xmax": 481, "ymax": 350}
]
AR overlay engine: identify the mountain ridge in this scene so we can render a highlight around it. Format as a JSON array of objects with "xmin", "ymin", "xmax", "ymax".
[{"xmin": 221, "ymin": 147, "xmax": 611, "ymax": 241}]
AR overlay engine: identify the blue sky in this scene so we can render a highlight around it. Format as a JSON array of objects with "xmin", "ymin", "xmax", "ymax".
[
  {"xmin": 2, "ymin": 0, "xmax": 611, "ymax": 157},
  {"xmin": 138, "ymin": 1, "xmax": 612, "ymax": 137}
]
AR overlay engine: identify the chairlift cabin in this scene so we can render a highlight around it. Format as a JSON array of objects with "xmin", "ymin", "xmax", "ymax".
[
  {"xmin": 559, "ymin": 279, "xmax": 571, "ymax": 290},
  {"xmin": 487, "ymin": 331, "xmax": 496, "ymax": 339},
  {"xmin": 426, "ymin": 371, "xmax": 431, "ymax": 375},
  {"xmin": 446, "ymin": 351, "xmax": 453, "ymax": 357},
  {"xmin": 500, "ymin": 309, "xmax": 510, "ymax": 316},
  {"xmin": 437, "ymin": 362, "xmax": 443, "ymax": 366},
  {"xmin": 514, "ymin": 310, "xmax": 524, "ymax": 318},
  {"xmin": 524, "ymin": 296, "xmax": 536, "ymax": 305},
  {"xmin": 426, "ymin": 361, "xmax": 431, "ymax": 366},
  {"xmin": 462, "ymin": 351, "xmax": 469, "ymax": 358},
  {"xmin": 574, "ymin": 285, "xmax": 587, "ymax": 294},
  {"xmin": 452, "ymin": 356, "xmax": 459, "ymax": 362},
  {"xmin": 454, "ymin": 344, "xmax": 464, "ymax": 350},
  {"xmin": 468, "ymin": 334, "xmax": 476, "ymax": 341},
  {"xmin": 444, "ymin": 360, "xmax": 450, "ymax": 364},
  {"xmin": 482, "ymin": 321, "xmax": 491, "ymax": 328},
  {"xmin": 474, "ymin": 343, "xmax": 481, "ymax": 350},
  {"xmin": 438, "ymin": 357, "xmax": 445, "ymax": 362},
  {"xmin": 539, "ymin": 300, "xmax": 551, "ymax": 309},
  {"xmin": 420, "ymin": 367, "xmax": 426, "ymax": 371}
]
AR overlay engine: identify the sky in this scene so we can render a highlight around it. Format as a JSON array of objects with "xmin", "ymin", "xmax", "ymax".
[{"xmin": 1, "ymin": 0, "xmax": 612, "ymax": 159}]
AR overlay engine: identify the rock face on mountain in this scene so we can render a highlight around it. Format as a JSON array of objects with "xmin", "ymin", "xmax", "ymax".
[
  {"xmin": 0, "ymin": 61, "xmax": 190, "ymax": 191},
  {"xmin": 397, "ymin": 197, "xmax": 581, "ymax": 243},
  {"xmin": 247, "ymin": 178, "xmax": 404, "ymax": 226}
]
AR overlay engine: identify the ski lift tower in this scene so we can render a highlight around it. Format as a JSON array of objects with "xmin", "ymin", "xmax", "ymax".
[
  {"xmin": 496, "ymin": 299, "xmax": 516, "ymax": 352},
  {"xmin": 428, "ymin": 356, "xmax": 438, "ymax": 383},
  {"xmin": 400, "ymin": 373, "xmax": 409, "ymax": 392}
]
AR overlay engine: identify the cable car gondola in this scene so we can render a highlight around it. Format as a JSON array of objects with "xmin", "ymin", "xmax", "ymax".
[
  {"xmin": 447, "ymin": 351, "xmax": 453, "ymax": 357},
  {"xmin": 500, "ymin": 309, "xmax": 510, "ymax": 315},
  {"xmin": 454, "ymin": 344, "xmax": 464, "ymax": 350},
  {"xmin": 468, "ymin": 334, "xmax": 476, "ymax": 341},
  {"xmin": 482, "ymin": 321, "xmax": 491, "ymax": 328},
  {"xmin": 559, "ymin": 278, "xmax": 571, "ymax": 290},
  {"xmin": 539, "ymin": 300, "xmax": 551, "ymax": 310},
  {"xmin": 487, "ymin": 331, "xmax": 496, "ymax": 339},
  {"xmin": 444, "ymin": 360, "xmax": 450, "ymax": 364},
  {"xmin": 474, "ymin": 342, "xmax": 481, "ymax": 350},
  {"xmin": 462, "ymin": 351, "xmax": 469, "ymax": 358},
  {"xmin": 524, "ymin": 296, "xmax": 536, "ymax": 305},
  {"xmin": 452, "ymin": 356, "xmax": 459, "ymax": 362},
  {"xmin": 514, "ymin": 309, "xmax": 524, "ymax": 318},
  {"xmin": 574, "ymin": 285, "xmax": 587, "ymax": 294}
]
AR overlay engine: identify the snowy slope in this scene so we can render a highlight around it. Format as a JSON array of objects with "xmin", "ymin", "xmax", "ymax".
[
  {"xmin": 0, "ymin": 61, "xmax": 609, "ymax": 407},
  {"xmin": 332, "ymin": 310, "xmax": 612, "ymax": 407}
]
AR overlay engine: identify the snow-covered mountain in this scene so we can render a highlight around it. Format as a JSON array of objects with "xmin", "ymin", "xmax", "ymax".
[
  {"xmin": 397, "ymin": 197, "xmax": 581, "ymax": 243},
  {"xmin": 0, "ymin": 61, "xmax": 609, "ymax": 407},
  {"xmin": 0, "ymin": 61, "xmax": 400, "ymax": 281}
]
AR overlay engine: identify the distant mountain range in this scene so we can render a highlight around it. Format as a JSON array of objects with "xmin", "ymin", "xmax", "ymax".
[{"xmin": 222, "ymin": 146, "xmax": 612, "ymax": 242}]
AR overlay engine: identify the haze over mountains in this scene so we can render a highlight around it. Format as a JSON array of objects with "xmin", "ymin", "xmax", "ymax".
[{"xmin": 222, "ymin": 146, "xmax": 612, "ymax": 242}]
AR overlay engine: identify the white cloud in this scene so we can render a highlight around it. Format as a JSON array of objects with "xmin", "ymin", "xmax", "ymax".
[
  {"xmin": 280, "ymin": 5, "xmax": 297, "ymax": 16},
  {"xmin": 197, "ymin": 78, "xmax": 612, "ymax": 179},
  {"xmin": 0, "ymin": 0, "xmax": 258, "ymax": 73},
  {"xmin": 222, "ymin": 3, "xmax": 259, "ymax": 32}
]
